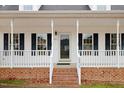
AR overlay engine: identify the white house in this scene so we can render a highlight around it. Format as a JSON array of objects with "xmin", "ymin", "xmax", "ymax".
[{"xmin": 0, "ymin": 5, "xmax": 124, "ymax": 86}]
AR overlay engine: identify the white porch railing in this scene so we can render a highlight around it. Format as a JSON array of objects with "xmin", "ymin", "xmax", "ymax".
[
  {"xmin": 0, "ymin": 50, "xmax": 52, "ymax": 67},
  {"xmin": 78, "ymin": 50, "xmax": 124, "ymax": 67}
]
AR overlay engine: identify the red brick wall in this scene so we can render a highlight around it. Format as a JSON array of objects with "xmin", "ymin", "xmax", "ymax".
[
  {"xmin": 1, "ymin": 68, "xmax": 124, "ymax": 85},
  {"xmin": 0, "ymin": 68, "xmax": 49, "ymax": 83},
  {"xmin": 81, "ymin": 68, "xmax": 124, "ymax": 84}
]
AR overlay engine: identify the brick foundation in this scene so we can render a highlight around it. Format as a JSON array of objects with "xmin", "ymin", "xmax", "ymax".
[
  {"xmin": 81, "ymin": 68, "xmax": 124, "ymax": 84},
  {"xmin": 0, "ymin": 68, "xmax": 49, "ymax": 84},
  {"xmin": 1, "ymin": 68, "xmax": 124, "ymax": 85}
]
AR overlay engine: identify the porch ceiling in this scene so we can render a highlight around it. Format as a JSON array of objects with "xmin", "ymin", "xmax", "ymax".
[{"xmin": 0, "ymin": 18, "xmax": 124, "ymax": 28}]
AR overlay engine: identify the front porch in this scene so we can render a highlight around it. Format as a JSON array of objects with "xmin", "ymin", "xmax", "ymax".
[{"xmin": 0, "ymin": 11, "xmax": 124, "ymax": 85}]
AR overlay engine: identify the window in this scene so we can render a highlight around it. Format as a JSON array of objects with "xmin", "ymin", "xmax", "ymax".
[
  {"xmin": 89, "ymin": 5, "xmax": 111, "ymax": 11},
  {"xmin": 19, "ymin": 5, "xmax": 41, "ymax": 11},
  {"xmin": 105, "ymin": 33, "xmax": 117, "ymax": 50},
  {"xmin": 31, "ymin": 33, "xmax": 52, "ymax": 56},
  {"xmin": 24, "ymin": 5, "xmax": 33, "ymax": 10},
  {"xmin": 83, "ymin": 34, "xmax": 92, "ymax": 50},
  {"xmin": 31, "ymin": 33, "xmax": 52, "ymax": 50},
  {"xmin": 4, "ymin": 33, "xmax": 24, "ymax": 50},
  {"xmin": 78, "ymin": 33, "xmax": 98, "ymax": 50},
  {"xmin": 37, "ymin": 34, "xmax": 47, "ymax": 50},
  {"xmin": 97, "ymin": 5, "xmax": 108, "ymax": 10}
]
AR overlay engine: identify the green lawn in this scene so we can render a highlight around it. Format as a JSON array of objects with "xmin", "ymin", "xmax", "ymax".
[
  {"xmin": 1, "ymin": 80, "xmax": 124, "ymax": 88},
  {"xmin": 80, "ymin": 83, "xmax": 124, "ymax": 88},
  {"xmin": 0, "ymin": 80, "xmax": 25, "ymax": 87}
]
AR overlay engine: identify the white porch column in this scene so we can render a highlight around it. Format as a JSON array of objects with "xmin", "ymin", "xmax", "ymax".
[
  {"xmin": 117, "ymin": 19, "xmax": 120, "ymax": 68},
  {"xmin": 10, "ymin": 19, "xmax": 14, "ymax": 68},
  {"xmin": 76, "ymin": 19, "xmax": 79, "ymax": 56},
  {"xmin": 76, "ymin": 19, "xmax": 81, "ymax": 85},
  {"xmin": 49, "ymin": 19, "xmax": 54, "ymax": 84},
  {"xmin": 51, "ymin": 19, "xmax": 54, "ymax": 56}
]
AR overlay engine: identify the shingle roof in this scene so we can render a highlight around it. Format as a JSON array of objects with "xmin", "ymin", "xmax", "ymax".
[
  {"xmin": 0, "ymin": 5, "xmax": 18, "ymax": 10},
  {"xmin": 39, "ymin": 5, "xmax": 90, "ymax": 10},
  {"xmin": 0, "ymin": 5, "xmax": 124, "ymax": 11}
]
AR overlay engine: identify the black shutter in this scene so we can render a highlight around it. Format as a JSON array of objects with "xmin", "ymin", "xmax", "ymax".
[
  {"xmin": 47, "ymin": 33, "xmax": 52, "ymax": 50},
  {"xmin": 105, "ymin": 33, "xmax": 110, "ymax": 50},
  {"xmin": 4, "ymin": 33, "xmax": 8, "ymax": 50},
  {"xmin": 31, "ymin": 33, "xmax": 36, "ymax": 50},
  {"xmin": 121, "ymin": 33, "xmax": 124, "ymax": 50},
  {"xmin": 20, "ymin": 33, "xmax": 24, "ymax": 50},
  {"xmin": 78, "ymin": 33, "xmax": 82, "ymax": 50},
  {"xmin": 93, "ymin": 33, "xmax": 98, "ymax": 50}
]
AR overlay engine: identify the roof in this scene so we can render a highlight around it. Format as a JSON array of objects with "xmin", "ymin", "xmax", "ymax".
[
  {"xmin": 111, "ymin": 5, "xmax": 124, "ymax": 10},
  {"xmin": 0, "ymin": 5, "xmax": 124, "ymax": 11},
  {"xmin": 39, "ymin": 5, "xmax": 90, "ymax": 10},
  {"xmin": 0, "ymin": 5, "xmax": 18, "ymax": 10}
]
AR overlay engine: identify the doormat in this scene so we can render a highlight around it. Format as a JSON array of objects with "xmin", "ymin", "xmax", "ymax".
[{"xmin": 57, "ymin": 63, "xmax": 70, "ymax": 65}]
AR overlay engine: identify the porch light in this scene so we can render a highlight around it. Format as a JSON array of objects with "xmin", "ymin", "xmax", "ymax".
[{"xmin": 55, "ymin": 31, "xmax": 57, "ymax": 36}]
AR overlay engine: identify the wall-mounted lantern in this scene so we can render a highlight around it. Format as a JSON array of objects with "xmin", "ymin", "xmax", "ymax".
[{"xmin": 55, "ymin": 31, "xmax": 57, "ymax": 36}]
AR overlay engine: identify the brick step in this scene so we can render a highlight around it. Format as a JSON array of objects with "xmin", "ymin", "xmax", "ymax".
[
  {"xmin": 53, "ymin": 76, "xmax": 78, "ymax": 81},
  {"xmin": 52, "ymin": 68, "xmax": 78, "ymax": 85},
  {"xmin": 49, "ymin": 84, "xmax": 79, "ymax": 88},
  {"xmin": 53, "ymin": 72, "xmax": 77, "ymax": 75},
  {"xmin": 53, "ymin": 68, "xmax": 77, "ymax": 72},
  {"xmin": 52, "ymin": 81, "xmax": 78, "ymax": 85}
]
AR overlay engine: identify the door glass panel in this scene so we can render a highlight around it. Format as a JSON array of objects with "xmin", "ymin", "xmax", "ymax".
[{"xmin": 60, "ymin": 34, "xmax": 69, "ymax": 59}]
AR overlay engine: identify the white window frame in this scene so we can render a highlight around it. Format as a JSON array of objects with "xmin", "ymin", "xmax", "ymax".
[
  {"xmin": 82, "ymin": 33, "xmax": 93, "ymax": 50},
  {"xmin": 8, "ymin": 33, "xmax": 20, "ymax": 50},
  {"xmin": 36, "ymin": 33, "xmax": 47, "ymax": 50},
  {"xmin": 110, "ymin": 33, "xmax": 117, "ymax": 50}
]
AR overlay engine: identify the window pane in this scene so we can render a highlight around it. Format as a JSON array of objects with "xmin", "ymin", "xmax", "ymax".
[
  {"xmin": 97, "ymin": 5, "xmax": 106, "ymax": 10},
  {"xmin": 13, "ymin": 34, "xmax": 19, "ymax": 50},
  {"xmin": 24, "ymin": 5, "xmax": 32, "ymax": 10},
  {"xmin": 37, "ymin": 34, "xmax": 47, "ymax": 50},
  {"xmin": 83, "ymin": 34, "xmax": 92, "ymax": 50},
  {"xmin": 60, "ymin": 34, "xmax": 69, "ymax": 59},
  {"xmin": 111, "ymin": 34, "xmax": 117, "ymax": 50},
  {"xmin": 38, "ymin": 45, "xmax": 46, "ymax": 50},
  {"xmin": 84, "ymin": 45, "xmax": 92, "ymax": 50},
  {"xmin": 111, "ymin": 45, "xmax": 116, "ymax": 50}
]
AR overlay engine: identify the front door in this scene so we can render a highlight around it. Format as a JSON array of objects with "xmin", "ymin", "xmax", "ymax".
[{"xmin": 60, "ymin": 34, "xmax": 70, "ymax": 59}]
